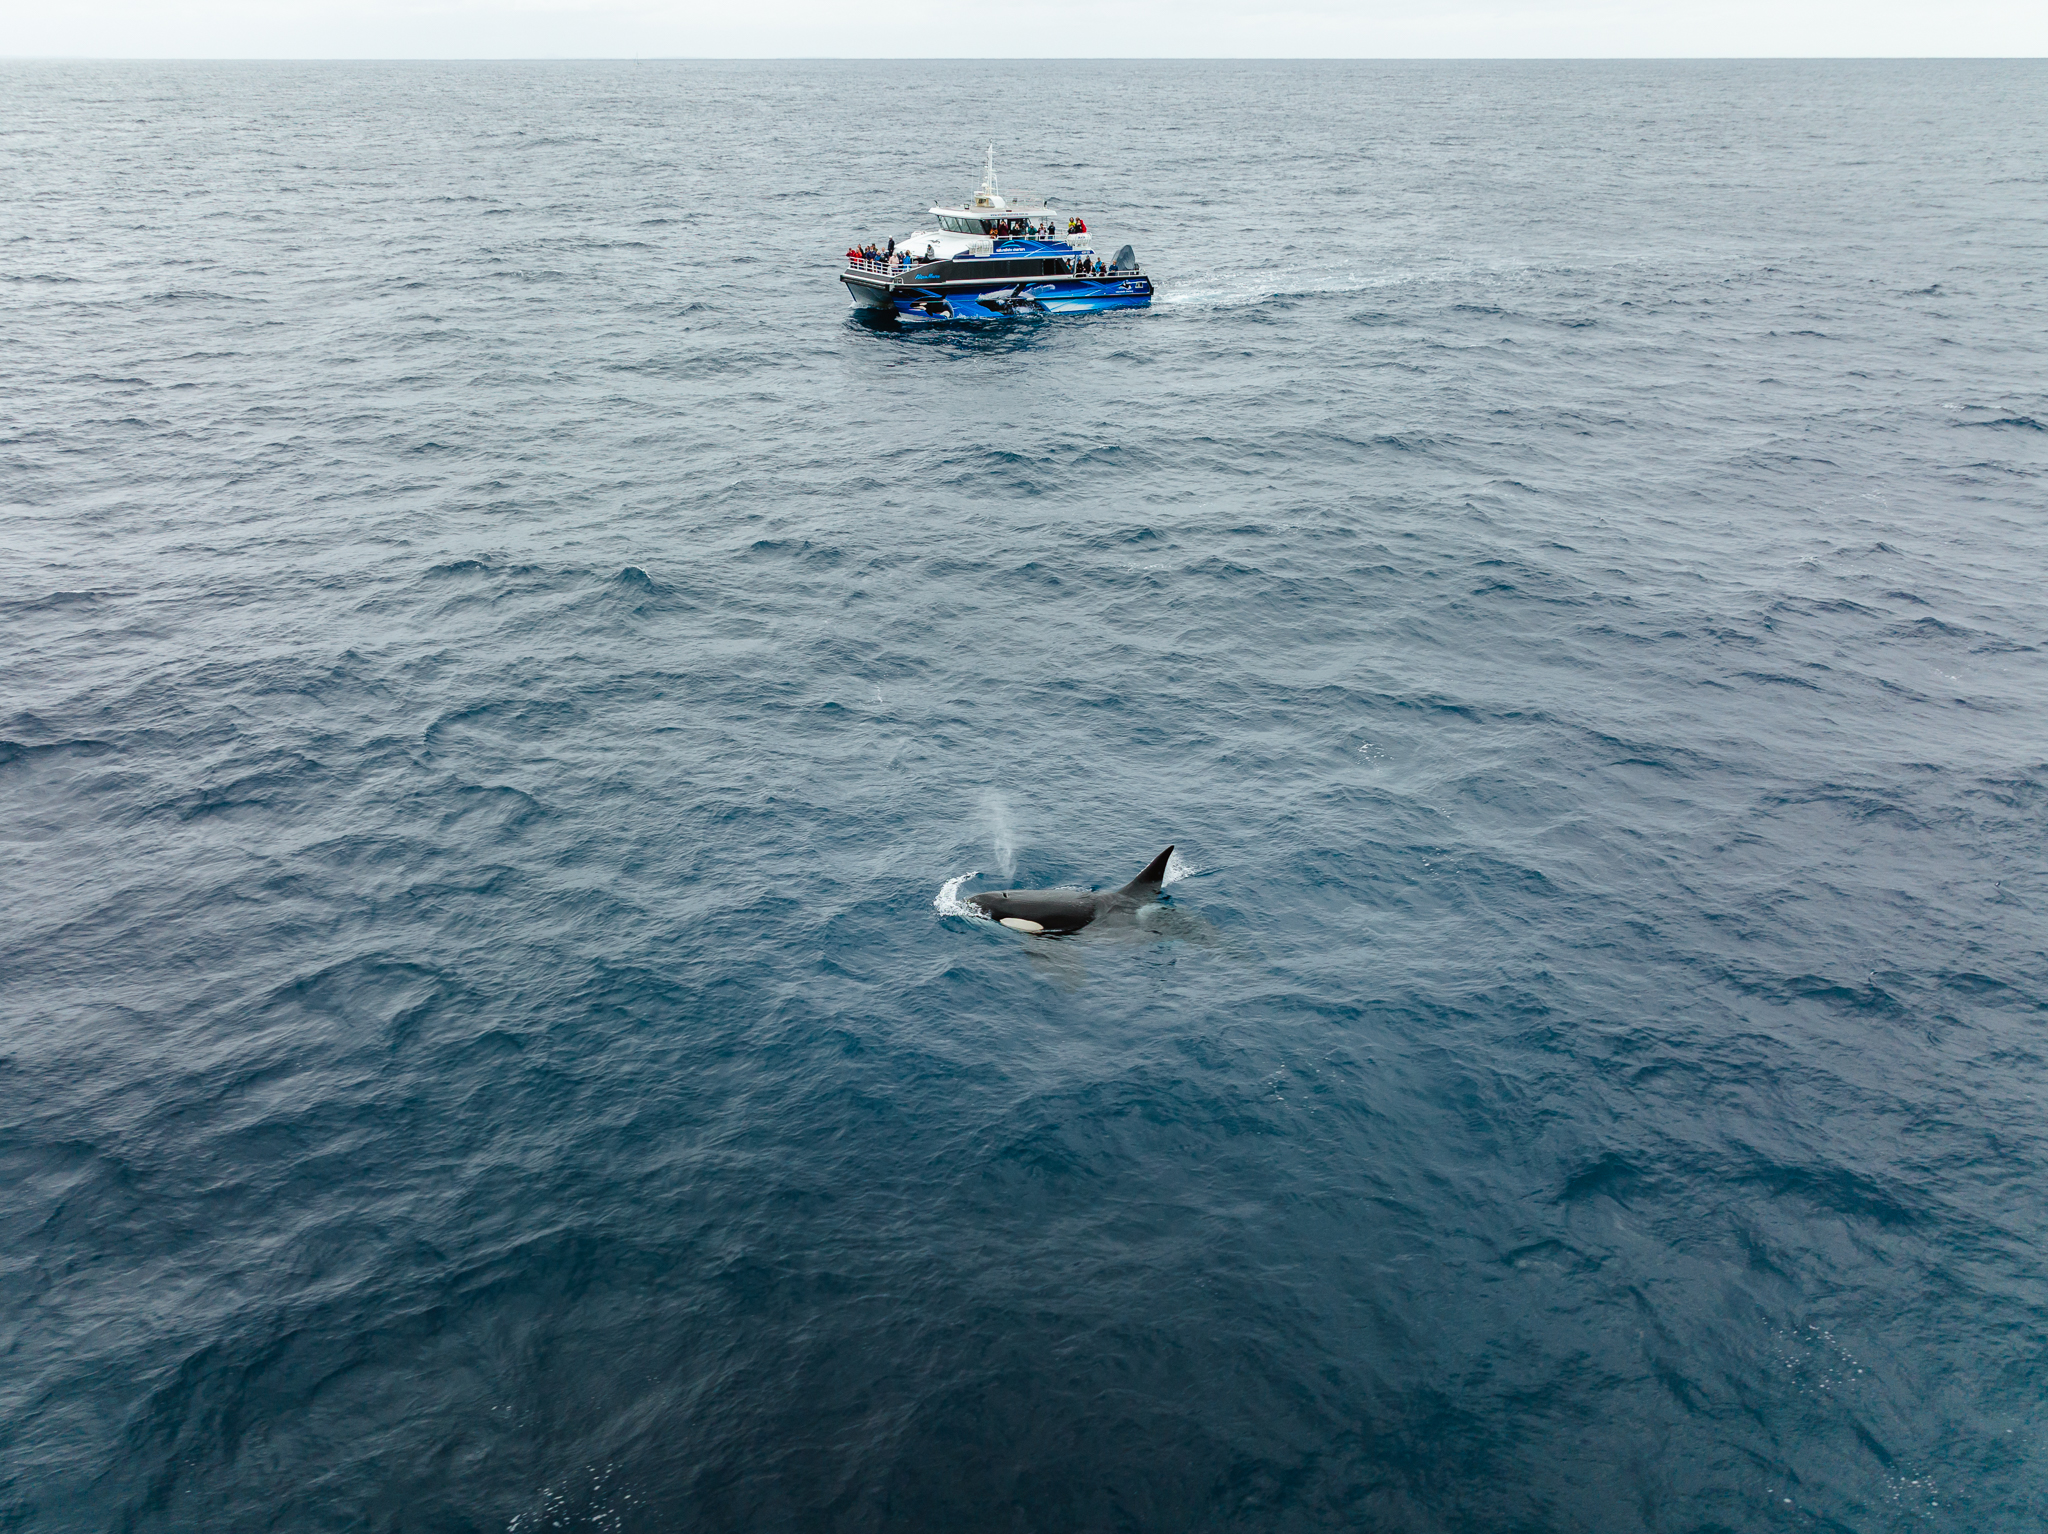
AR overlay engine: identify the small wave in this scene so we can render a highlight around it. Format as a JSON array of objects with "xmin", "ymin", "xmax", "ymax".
[
  {"xmin": 5, "ymin": 589, "xmax": 113, "ymax": 614},
  {"xmin": 1891, "ymin": 617, "xmax": 1975, "ymax": 640},
  {"xmin": 935, "ymin": 871, "xmax": 990, "ymax": 921},
  {"xmin": 0, "ymin": 738, "xmax": 114, "ymax": 769},
  {"xmin": 1734, "ymin": 670, "xmax": 1825, "ymax": 690}
]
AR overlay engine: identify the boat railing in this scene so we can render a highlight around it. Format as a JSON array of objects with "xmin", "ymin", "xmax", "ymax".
[
  {"xmin": 841, "ymin": 254, "xmax": 1142, "ymax": 280},
  {"xmin": 843, "ymin": 256, "xmax": 940, "ymax": 279}
]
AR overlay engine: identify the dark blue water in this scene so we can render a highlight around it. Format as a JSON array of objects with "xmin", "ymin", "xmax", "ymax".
[{"xmin": 5, "ymin": 59, "xmax": 2047, "ymax": 1532}]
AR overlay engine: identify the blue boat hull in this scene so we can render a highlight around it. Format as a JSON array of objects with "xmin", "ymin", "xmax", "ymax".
[{"xmin": 843, "ymin": 271, "xmax": 1153, "ymax": 323}]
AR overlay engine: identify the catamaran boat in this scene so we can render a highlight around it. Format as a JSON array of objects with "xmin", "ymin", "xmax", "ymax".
[{"xmin": 841, "ymin": 149, "xmax": 1152, "ymax": 323}]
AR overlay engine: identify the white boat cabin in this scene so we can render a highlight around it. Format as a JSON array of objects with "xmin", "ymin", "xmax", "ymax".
[{"xmin": 883, "ymin": 149, "xmax": 1096, "ymax": 266}]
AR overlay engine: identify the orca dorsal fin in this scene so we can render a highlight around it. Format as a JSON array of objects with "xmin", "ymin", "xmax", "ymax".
[{"xmin": 1120, "ymin": 845, "xmax": 1175, "ymax": 897}]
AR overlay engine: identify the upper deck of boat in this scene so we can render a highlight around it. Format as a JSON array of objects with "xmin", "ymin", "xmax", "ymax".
[{"xmin": 840, "ymin": 152, "xmax": 1125, "ymax": 284}]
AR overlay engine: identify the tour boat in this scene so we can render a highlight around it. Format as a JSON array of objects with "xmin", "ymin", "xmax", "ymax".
[{"xmin": 840, "ymin": 149, "xmax": 1152, "ymax": 323}]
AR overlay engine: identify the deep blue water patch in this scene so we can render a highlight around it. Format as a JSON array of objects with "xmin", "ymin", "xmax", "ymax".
[{"xmin": 3, "ymin": 57, "xmax": 2047, "ymax": 1534}]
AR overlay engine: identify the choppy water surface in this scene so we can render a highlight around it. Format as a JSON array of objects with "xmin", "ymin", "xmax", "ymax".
[{"xmin": 4, "ymin": 59, "xmax": 2047, "ymax": 1532}]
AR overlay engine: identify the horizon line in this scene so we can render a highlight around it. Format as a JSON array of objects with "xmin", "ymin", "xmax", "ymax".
[{"xmin": 6, "ymin": 53, "xmax": 2046, "ymax": 62}]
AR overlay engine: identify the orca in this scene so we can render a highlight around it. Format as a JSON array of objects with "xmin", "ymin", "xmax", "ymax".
[{"xmin": 969, "ymin": 846, "xmax": 1174, "ymax": 935}]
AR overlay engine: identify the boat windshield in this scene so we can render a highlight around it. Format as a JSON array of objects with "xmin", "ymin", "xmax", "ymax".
[{"xmin": 932, "ymin": 213, "xmax": 1076, "ymax": 239}]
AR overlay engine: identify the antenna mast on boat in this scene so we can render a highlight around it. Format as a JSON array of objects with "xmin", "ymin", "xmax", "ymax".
[{"xmin": 983, "ymin": 145, "xmax": 997, "ymax": 199}]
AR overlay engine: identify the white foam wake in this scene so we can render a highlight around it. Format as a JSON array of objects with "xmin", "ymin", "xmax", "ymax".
[
  {"xmin": 1163, "ymin": 849, "xmax": 1200, "ymax": 885},
  {"xmin": 935, "ymin": 871, "xmax": 991, "ymax": 920}
]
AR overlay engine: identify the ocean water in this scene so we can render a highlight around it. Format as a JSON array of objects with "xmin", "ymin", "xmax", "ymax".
[{"xmin": 4, "ymin": 57, "xmax": 2047, "ymax": 1532}]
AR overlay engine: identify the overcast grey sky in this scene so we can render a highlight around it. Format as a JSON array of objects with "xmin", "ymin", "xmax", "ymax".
[{"xmin": 4, "ymin": 0, "xmax": 2044, "ymax": 57}]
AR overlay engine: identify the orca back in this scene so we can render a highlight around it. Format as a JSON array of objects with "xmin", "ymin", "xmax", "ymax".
[{"xmin": 969, "ymin": 888, "xmax": 1101, "ymax": 933}]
